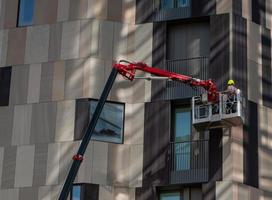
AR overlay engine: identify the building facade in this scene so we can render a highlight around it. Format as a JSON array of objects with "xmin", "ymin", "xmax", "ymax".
[{"xmin": 0, "ymin": 0, "xmax": 271, "ymax": 199}]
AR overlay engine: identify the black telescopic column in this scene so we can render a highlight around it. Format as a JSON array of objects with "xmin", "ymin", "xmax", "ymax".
[{"xmin": 58, "ymin": 68, "xmax": 118, "ymax": 200}]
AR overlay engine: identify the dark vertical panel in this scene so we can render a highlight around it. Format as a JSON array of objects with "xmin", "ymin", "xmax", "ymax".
[
  {"xmin": 74, "ymin": 98, "xmax": 90, "ymax": 140},
  {"xmin": 142, "ymin": 101, "xmax": 170, "ymax": 187},
  {"xmin": 151, "ymin": 22, "xmax": 167, "ymax": 101},
  {"xmin": 191, "ymin": 0, "xmax": 215, "ymax": 17},
  {"xmin": 82, "ymin": 184, "xmax": 99, "ymax": 200},
  {"xmin": 209, "ymin": 14, "xmax": 230, "ymax": 91},
  {"xmin": 232, "ymin": 15, "xmax": 247, "ymax": 98},
  {"xmin": 243, "ymin": 101, "xmax": 259, "ymax": 187},
  {"xmin": 136, "ymin": 0, "xmax": 153, "ymax": 23},
  {"xmin": 233, "ymin": 0, "xmax": 242, "ymax": 16},
  {"xmin": 0, "ymin": 66, "xmax": 12, "ymax": 106},
  {"xmin": 262, "ymin": 28, "xmax": 272, "ymax": 108},
  {"xmin": 1, "ymin": 146, "xmax": 17, "ymax": 188},
  {"xmin": 252, "ymin": 0, "xmax": 266, "ymax": 26},
  {"xmin": 202, "ymin": 129, "xmax": 222, "ymax": 200}
]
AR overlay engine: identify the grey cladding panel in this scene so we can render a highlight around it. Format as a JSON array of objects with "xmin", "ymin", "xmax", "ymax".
[
  {"xmin": 1, "ymin": 146, "xmax": 17, "ymax": 188},
  {"xmin": 232, "ymin": 15, "xmax": 247, "ymax": 98},
  {"xmin": 19, "ymin": 187, "xmax": 38, "ymax": 200},
  {"xmin": 136, "ymin": 0, "xmax": 153, "ymax": 23},
  {"xmin": 209, "ymin": 14, "xmax": 230, "ymax": 91},
  {"xmin": 262, "ymin": 28, "xmax": 272, "ymax": 108},
  {"xmin": 33, "ymin": 144, "xmax": 48, "ymax": 186},
  {"xmin": 30, "ymin": 102, "xmax": 57, "ymax": 144},
  {"xmin": 40, "ymin": 63, "xmax": 54, "ymax": 102},
  {"xmin": 0, "ymin": 106, "xmax": 13, "ymax": 146}
]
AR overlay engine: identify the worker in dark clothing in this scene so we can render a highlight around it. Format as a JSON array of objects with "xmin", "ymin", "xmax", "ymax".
[{"xmin": 226, "ymin": 79, "xmax": 238, "ymax": 114}]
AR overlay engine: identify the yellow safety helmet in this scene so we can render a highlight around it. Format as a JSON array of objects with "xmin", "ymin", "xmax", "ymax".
[{"xmin": 228, "ymin": 79, "xmax": 235, "ymax": 85}]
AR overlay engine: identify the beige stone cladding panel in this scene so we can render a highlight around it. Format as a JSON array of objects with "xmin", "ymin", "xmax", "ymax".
[
  {"xmin": 79, "ymin": 20, "xmax": 92, "ymax": 58},
  {"xmin": 38, "ymin": 186, "xmax": 52, "ymax": 200},
  {"xmin": 92, "ymin": 141, "xmax": 108, "ymax": 184},
  {"xmin": 64, "ymin": 58, "xmax": 84, "ymax": 99},
  {"xmin": 12, "ymin": 104, "xmax": 32, "ymax": 145},
  {"xmin": 122, "ymin": 0, "xmax": 136, "ymax": 24},
  {"xmin": 6, "ymin": 28, "xmax": 26, "ymax": 66},
  {"xmin": 222, "ymin": 126, "xmax": 244, "ymax": 183},
  {"xmin": 107, "ymin": 144, "xmax": 130, "ymax": 186},
  {"xmin": 25, "ymin": 25, "xmax": 50, "ymax": 64},
  {"xmin": 34, "ymin": 0, "xmax": 58, "ymax": 25},
  {"xmin": 216, "ymin": 181, "xmax": 264, "ymax": 200},
  {"xmin": 52, "ymin": 61, "xmax": 66, "ymax": 101},
  {"xmin": 30, "ymin": 102, "xmax": 57, "ymax": 144},
  {"xmin": 46, "ymin": 143, "xmax": 60, "ymax": 185},
  {"xmin": 247, "ymin": 59, "xmax": 262, "ymax": 104},
  {"xmin": 0, "ymin": 0, "xmax": 6, "ymax": 29},
  {"xmin": 129, "ymin": 144, "xmax": 143, "ymax": 187},
  {"xmin": 58, "ymin": 141, "xmax": 79, "ymax": 184},
  {"xmin": 61, "ymin": 20, "xmax": 81, "ymax": 60},
  {"xmin": 247, "ymin": 21, "xmax": 262, "ymax": 64},
  {"xmin": 57, "ymin": 0, "xmax": 70, "ymax": 22},
  {"xmin": 55, "ymin": 100, "xmax": 75, "ymax": 142},
  {"xmin": 216, "ymin": 0, "xmax": 232, "ymax": 14},
  {"xmin": 266, "ymin": 0, "xmax": 272, "ymax": 30},
  {"xmin": 27, "ymin": 63, "xmax": 42, "ymax": 103},
  {"xmin": 14, "ymin": 145, "xmax": 35, "ymax": 187},
  {"xmin": 98, "ymin": 20, "xmax": 114, "ymax": 60},
  {"xmin": 3, "ymin": 0, "xmax": 18, "ymax": 29},
  {"xmin": 18, "ymin": 187, "xmax": 38, "ymax": 200},
  {"xmin": 242, "ymin": 0, "xmax": 252, "ymax": 20},
  {"xmin": 99, "ymin": 186, "xmax": 135, "ymax": 200},
  {"xmin": 113, "ymin": 22, "xmax": 129, "ymax": 61},
  {"xmin": 0, "ymin": 29, "xmax": 8, "ymax": 66},
  {"xmin": 0, "ymin": 189, "xmax": 19, "ymax": 200},
  {"xmin": 0, "ymin": 106, "xmax": 13, "ymax": 146},
  {"xmin": 49, "ymin": 23, "xmax": 62, "ymax": 62},
  {"xmin": 83, "ymin": 57, "xmax": 108, "ymax": 99},
  {"xmin": 76, "ymin": 142, "xmax": 93, "ymax": 183},
  {"xmin": 9, "ymin": 65, "xmax": 29, "ymax": 105},
  {"xmin": 124, "ymin": 103, "xmax": 144, "ymax": 145},
  {"xmin": 39, "ymin": 62, "xmax": 54, "ymax": 102},
  {"xmin": 87, "ymin": 0, "xmax": 108, "ymax": 20},
  {"xmin": 258, "ymin": 105, "xmax": 272, "ymax": 198}
]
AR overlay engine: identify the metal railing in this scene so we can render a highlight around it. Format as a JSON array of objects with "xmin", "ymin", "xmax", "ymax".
[
  {"xmin": 162, "ymin": 57, "xmax": 209, "ymax": 100},
  {"xmin": 169, "ymin": 140, "xmax": 209, "ymax": 184}
]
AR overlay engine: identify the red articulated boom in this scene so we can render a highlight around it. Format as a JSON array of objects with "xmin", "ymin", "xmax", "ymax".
[{"xmin": 113, "ymin": 60, "xmax": 218, "ymax": 102}]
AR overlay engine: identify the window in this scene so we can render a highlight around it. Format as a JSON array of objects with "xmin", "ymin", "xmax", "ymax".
[
  {"xmin": 71, "ymin": 185, "xmax": 81, "ymax": 200},
  {"xmin": 90, "ymin": 100, "xmax": 124, "ymax": 144},
  {"xmin": 173, "ymin": 107, "xmax": 191, "ymax": 170},
  {"xmin": 177, "ymin": 0, "xmax": 190, "ymax": 7},
  {"xmin": 160, "ymin": 192, "xmax": 181, "ymax": 200},
  {"xmin": 18, "ymin": 0, "xmax": 35, "ymax": 27},
  {"xmin": 0, "ymin": 66, "xmax": 12, "ymax": 106},
  {"xmin": 160, "ymin": 0, "xmax": 174, "ymax": 9}
]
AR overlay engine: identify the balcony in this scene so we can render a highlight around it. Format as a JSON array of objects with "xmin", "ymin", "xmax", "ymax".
[
  {"xmin": 153, "ymin": 0, "xmax": 191, "ymax": 21},
  {"xmin": 162, "ymin": 57, "xmax": 209, "ymax": 100},
  {"xmin": 169, "ymin": 140, "xmax": 209, "ymax": 184}
]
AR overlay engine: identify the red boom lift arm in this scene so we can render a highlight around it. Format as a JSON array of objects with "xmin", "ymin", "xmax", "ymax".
[
  {"xmin": 59, "ymin": 60, "xmax": 218, "ymax": 200},
  {"xmin": 113, "ymin": 60, "xmax": 218, "ymax": 102}
]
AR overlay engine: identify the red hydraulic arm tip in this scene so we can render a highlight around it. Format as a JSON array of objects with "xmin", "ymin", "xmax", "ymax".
[{"xmin": 113, "ymin": 60, "xmax": 218, "ymax": 102}]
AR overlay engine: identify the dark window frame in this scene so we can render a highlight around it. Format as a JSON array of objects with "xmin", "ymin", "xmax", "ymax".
[
  {"xmin": 74, "ymin": 98, "xmax": 125, "ymax": 144},
  {"xmin": 89, "ymin": 98, "xmax": 125, "ymax": 144}
]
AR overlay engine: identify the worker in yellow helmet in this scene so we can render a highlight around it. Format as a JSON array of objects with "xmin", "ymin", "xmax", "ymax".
[{"xmin": 227, "ymin": 79, "xmax": 237, "ymax": 94}]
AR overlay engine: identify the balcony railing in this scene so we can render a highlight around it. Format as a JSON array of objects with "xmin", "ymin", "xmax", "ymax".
[
  {"xmin": 162, "ymin": 56, "xmax": 209, "ymax": 100},
  {"xmin": 169, "ymin": 140, "xmax": 209, "ymax": 184},
  {"xmin": 153, "ymin": 0, "xmax": 191, "ymax": 21}
]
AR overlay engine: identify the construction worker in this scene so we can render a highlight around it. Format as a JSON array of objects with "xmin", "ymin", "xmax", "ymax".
[{"xmin": 226, "ymin": 79, "xmax": 238, "ymax": 114}]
